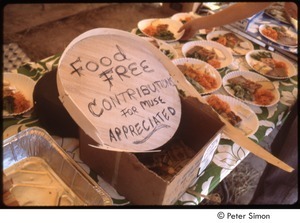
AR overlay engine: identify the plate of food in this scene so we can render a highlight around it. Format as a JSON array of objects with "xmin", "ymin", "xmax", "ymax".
[
  {"xmin": 196, "ymin": 9, "xmax": 216, "ymax": 35},
  {"xmin": 3, "ymin": 72, "xmax": 35, "ymax": 117},
  {"xmin": 181, "ymin": 40, "xmax": 233, "ymax": 69},
  {"xmin": 259, "ymin": 24, "xmax": 298, "ymax": 47},
  {"xmin": 141, "ymin": 37, "xmax": 178, "ymax": 59},
  {"xmin": 203, "ymin": 94, "xmax": 259, "ymax": 136},
  {"xmin": 172, "ymin": 57, "xmax": 222, "ymax": 95},
  {"xmin": 264, "ymin": 3, "xmax": 291, "ymax": 25},
  {"xmin": 223, "ymin": 71, "xmax": 280, "ymax": 107},
  {"xmin": 171, "ymin": 12, "xmax": 214, "ymax": 35},
  {"xmin": 137, "ymin": 18, "xmax": 184, "ymax": 42},
  {"xmin": 171, "ymin": 12, "xmax": 200, "ymax": 24},
  {"xmin": 206, "ymin": 30, "xmax": 254, "ymax": 56},
  {"xmin": 246, "ymin": 50, "xmax": 297, "ymax": 79}
]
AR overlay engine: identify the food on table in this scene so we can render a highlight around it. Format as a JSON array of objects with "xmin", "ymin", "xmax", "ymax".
[
  {"xmin": 262, "ymin": 26, "xmax": 278, "ymax": 40},
  {"xmin": 253, "ymin": 88, "xmax": 275, "ymax": 106},
  {"xmin": 264, "ymin": 3, "xmax": 291, "ymax": 24},
  {"xmin": 177, "ymin": 63, "xmax": 217, "ymax": 93},
  {"xmin": 185, "ymin": 45, "xmax": 225, "ymax": 69},
  {"xmin": 160, "ymin": 48, "xmax": 175, "ymax": 59},
  {"xmin": 211, "ymin": 32, "xmax": 251, "ymax": 55},
  {"xmin": 206, "ymin": 95, "xmax": 242, "ymax": 127},
  {"xmin": 3, "ymin": 79, "xmax": 30, "ymax": 114},
  {"xmin": 249, "ymin": 51, "xmax": 289, "ymax": 78},
  {"xmin": 212, "ymin": 33, "xmax": 240, "ymax": 48},
  {"xmin": 235, "ymin": 105, "xmax": 252, "ymax": 119},
  {"xmin": 227, "ymin": 75, "xmax": 275, "ymax": 105},
  {"xmin": 179, "ymin": 15, "xmax": 194, "ymax": 24},
  {"xmin": 172, "ymin": 13, "xmax": 212, "ymax": 34},
  {"xmin": 256, "ymin": 80, "xmax": 275, "ymax": 90},
  {"xmin": 147, "ymin": 38, "xmax": 159, "ymax": 48},
  {"xmin": 147, "ymin": 39, "xmax": 176, "ymax": 59},
  {"xmin": 143, "ymin": 23, "xmax": 175, "ymax": 40},
  {"xmin": 261, "ymin": 25, "xmax": 297, "ymax": 46}
]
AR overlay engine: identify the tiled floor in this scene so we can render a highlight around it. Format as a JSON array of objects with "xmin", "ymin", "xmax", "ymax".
[{"xmin": 3, "ymin": 3, "xmax": 283, "ymax": 205}]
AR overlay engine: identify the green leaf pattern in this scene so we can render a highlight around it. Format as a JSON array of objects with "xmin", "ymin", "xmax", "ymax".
[
  {"xmin": 3, "ymin": 38, "xmax": 297, "ymax": 205},
  {"xmin": 213, "ymin": 143, "xmax": 249, "ymax": 170}
]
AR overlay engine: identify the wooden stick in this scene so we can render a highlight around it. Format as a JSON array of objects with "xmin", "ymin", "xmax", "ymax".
[{"xmin": 222, "ymin": 120, "xmax": 294, "ymax": 172}]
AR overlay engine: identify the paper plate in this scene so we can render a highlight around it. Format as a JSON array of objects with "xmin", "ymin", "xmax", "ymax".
[
  {"xmin": 206, "ymin": 30, "xmax": 254, "ymax": 56},
  {"xmin": 223, "ymin": 71, "xmax": 280, "ymax": 107},
  {"xmin": 57, "ymin": 28, "xmax": 182, "ymax": 153},
  {"xmin": 181, "ymin": 40, "xmax": 233, "ymax": 69},
  {"xmin": 195, "ymin": 9, "xmax": 216, "ymax": 35},
  {"xmin": 246, "ymin": 50, "xmax": 297, "ymax": 80},
  {"xmin": 171, "ymin": 12, "xmax": 200, "ymax": 24},
  {"xmin": 3, "ymin": 72, "xmax": 35, "ymax": 117},
  {"xmin": 203, "ymin": 94, "xmax": 259, "ymax": 137},
  {"xmin": 259, "ymin": 24, "xmax": 298, "ymax": 47},
  {"xmin": 264, "ymin": 5, "xmax": 291, "ymax": 25},
  {"xmin": 141, "ymin": 37, "xmax": 178, "ymax": 59},
  {"xmin": 137, "ymin": 18, "xmax": 184, "ymax": 42},
  {"xmin": 172, "ymin": 57, "xmax": 222, "ymax": 95},
  {"xmin": 171, "ymin": 12, "xmax": 215, "ymax": 35}
]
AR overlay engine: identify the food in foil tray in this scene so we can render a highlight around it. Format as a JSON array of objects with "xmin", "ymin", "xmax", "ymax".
[
  {"xmin": 3, "ymin": 127, "xmax": 112, "ymax": 206},
  {"xmin": 4, "ymin": 157, "xmax": 86, "ymax": 206}
]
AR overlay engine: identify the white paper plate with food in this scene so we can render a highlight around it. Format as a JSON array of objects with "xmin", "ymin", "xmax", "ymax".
[
  {"xmin": 206, "ymin": 30, "xmax": 254, "ymax": 56},
  {"xmin": 172, "ymin": 57, "xmax": 222, "ymax": 95},
  {"xmin": 181, "ymin": 40, "xmax": 233, "ymax": 69},
  {"xmin": 171, "ymin": 12, "xmax": 200, "ymax": 24},
  {"xmin": 3, "ymin": 72, "xmax": 35, "ymax": 117},
  {"xmin": 203, "ymin": 94, "xmax": 259, "ymax": 136},
  {"xmin": 264, "ymin": 4, "xmax": 291, "ymax": 25},
  {"xmin": 246, "ymin": 50, "xmax": 297, "ymax": 79},
  {"xmin": 137, "ymin": 18, "xmax": 184, "ymax": 42},
  {"xmin": 259, "ymin": 24, "xmax": 298, "ymax": 47},
  {"xmin": 223, "ymin": 71, "xmax": 280, "ymax": 107},
  {"xmin": 196, "ymin": 9, "xmax": 216, "ymax": 35},
  {"xmin": 171, "ymin": 12, "xmax": 215, "ymax": 35},
  {"xmin": 141, "ymin": 37, "xmax": 178, "ymax": 59}
]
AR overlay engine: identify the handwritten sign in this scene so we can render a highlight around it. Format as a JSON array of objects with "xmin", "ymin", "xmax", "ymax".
[{"xmin": 57, "ymin": 28, "xmax": 182, "ymax": 152}]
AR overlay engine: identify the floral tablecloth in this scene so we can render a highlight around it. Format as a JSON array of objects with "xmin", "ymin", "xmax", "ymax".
[{"xmin": 3, "ymin": 27, "xmax": 298, "ymax": 205}]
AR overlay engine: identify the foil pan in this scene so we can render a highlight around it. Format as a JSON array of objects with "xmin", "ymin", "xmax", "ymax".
[{"xmin": 3, "ymin": 127, "xmax": 112, "ymax": 206}]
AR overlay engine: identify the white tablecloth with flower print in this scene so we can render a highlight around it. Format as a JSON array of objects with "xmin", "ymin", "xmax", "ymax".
[{"xmin": 3, "ymin": 27, "xmax": 297, "ymax": 205}]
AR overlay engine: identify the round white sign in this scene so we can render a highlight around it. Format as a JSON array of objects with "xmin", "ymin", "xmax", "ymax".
[{"xmin": 57, "ymin": 28, "xmax": 182, "ymax": 152}]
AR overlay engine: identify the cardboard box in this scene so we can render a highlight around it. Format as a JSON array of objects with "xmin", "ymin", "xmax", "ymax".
[
  {"xmin": 79, "ymin": 96, "xmax": 224, "ymax": 205},
  {"xmin": 56, "ymin": 28, "xmax": 224, "ymax": 205}
]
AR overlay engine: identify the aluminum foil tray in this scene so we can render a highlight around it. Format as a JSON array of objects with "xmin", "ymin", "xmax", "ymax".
[{"xmin": 3, "ymin": 127, "xmax": 112, "ymax": 206}]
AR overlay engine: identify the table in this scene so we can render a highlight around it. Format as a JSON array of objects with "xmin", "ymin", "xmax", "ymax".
[{"xmin": 3, "ymin": 26, "xmax": 298, "ymax": 205}]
